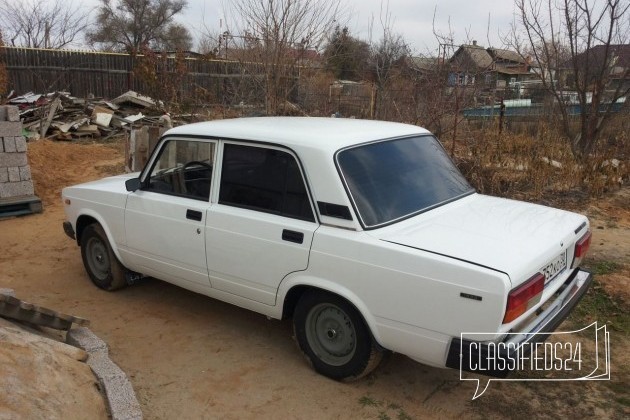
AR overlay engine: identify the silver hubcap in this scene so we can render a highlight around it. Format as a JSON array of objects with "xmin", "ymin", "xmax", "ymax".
[
  {"xmin": 305, "ymin": 303, "xmax": 356, "ymax": 366},
  {"xmin": 86, "ymin": 237, "xmax": 110, "ymax": 280}
]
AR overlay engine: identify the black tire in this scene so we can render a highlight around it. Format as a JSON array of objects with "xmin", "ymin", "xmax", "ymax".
[
  {"xmin": 293, "ymin": 290, "xmax": 383, "ymax": 381},
  {"xmin": 80, "ymin": 223, "xmax": 127, "ymax": 291}
]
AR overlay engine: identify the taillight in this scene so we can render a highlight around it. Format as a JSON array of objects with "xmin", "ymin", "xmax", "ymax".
[
  {"xmin": 572, "ymin": 231, "xmax": 591, "ymax": 267},
  {"xmin": 503, "ymin": 273, "xmax": 545, "ymax": 323}
]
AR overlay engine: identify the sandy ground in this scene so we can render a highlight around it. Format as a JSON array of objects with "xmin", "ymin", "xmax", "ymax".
[{"xmin": 1, "ymin": 139, "xmax": 628, "ymax": 419}]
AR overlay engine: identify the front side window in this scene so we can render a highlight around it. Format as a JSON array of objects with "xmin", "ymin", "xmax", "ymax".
[
  {"xmin": 219, "ymin": 144, "xmax": 315, "ymax": 222},
  {"xmin": 145, "ymin": 139, "xmax": 215, "ymax": 201},
  {"xmin": 336, "ymin": 135, "xmax": 474, "ymax": 228}
]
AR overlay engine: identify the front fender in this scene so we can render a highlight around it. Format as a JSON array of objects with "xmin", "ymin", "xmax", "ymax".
[{"xmin": 74, "ymin": 208, "xmax": 126, "ymax": 264}]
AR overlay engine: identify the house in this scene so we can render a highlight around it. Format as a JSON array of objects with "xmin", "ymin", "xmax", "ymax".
[
  {"xmin": 447, "ymin": 41, "xmax": 493, "ymax": 86},
  {"xmin": 447, "ymin": 42, "xmax": 536, "ymax": 91},
  {"xmin": 561, "ymin": 44, "xmax": 630, "ymax": 93}
]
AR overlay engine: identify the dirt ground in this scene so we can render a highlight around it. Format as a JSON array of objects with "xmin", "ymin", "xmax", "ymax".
[{"xmin": 1, "ymin": 138, "xmax": 628, "ymax": 419}]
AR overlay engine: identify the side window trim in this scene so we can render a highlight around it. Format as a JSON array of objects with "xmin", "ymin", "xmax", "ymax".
[{"xmin": 217, "ymin": 141, "xmax": 317, "ymax": 222}]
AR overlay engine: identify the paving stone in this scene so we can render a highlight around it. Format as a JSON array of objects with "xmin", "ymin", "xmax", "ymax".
[
  {"xmin": 19, "ymin": 166, "xmax": 31, "ymax": 181},
  {"xmin": 0, "ymin": 180, "xmax": 34, "ymax": 198},
  {"xmin": 3, "ymin": 137, "xmax": 16, "ymax": 153},
  {"xmin": 15, "ymin": 137, "xmax": 27, "ymax": 152},
  {"xmin": 0, "ymin": 122, "xmax": 22, "ymax": 137},
  {"xmin": 0, "ymin": 153, "xmax": 27, "ymax": 167},
  {"xmin": 0, "ymin": 168, "xmax": 8, "ymax": 183},
  {"xmin": 8, "ymin": 166, "xmax": 20, "ymax": 182},
  {"xmin": 6, "ymin": 106, "xmax": 20, "ymax": 122}
]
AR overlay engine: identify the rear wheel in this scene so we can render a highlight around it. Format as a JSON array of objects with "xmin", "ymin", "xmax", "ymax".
[
  {"xmin": 80, "ymin": 223, "xmax": 127, "ymax": 291},
  {"xmin": 293, "ymin": 290, "xmax": 383, "ymax": 381}
]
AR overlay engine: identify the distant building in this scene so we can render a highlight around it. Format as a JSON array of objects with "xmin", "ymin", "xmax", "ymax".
[{"xmin": 447, "ymin": 41, "xmax": 536, "ymax": 92}]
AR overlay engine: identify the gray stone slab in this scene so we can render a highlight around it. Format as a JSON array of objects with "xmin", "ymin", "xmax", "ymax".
[
  {"xmin": 0, "ymin": 153, "xmax": 27, "ymax": 167},
  {"xmin": 7, "ymin": 167, "xmax": 19, "ymax": 182},
  {"xmin": 100, "ymin": 375, "xmax": 144, "ymax": 420},
  {"xmin": 0, "ymin": 180, "xmax": 34, "ymax": 198},
  {"xmin": 0, "ymin": 122, "xmax": 22, "ymax": 137},
  {"xmin": 6, "ymin": 106, "xmax": 19, "ymax": 122},
  {"xmin": 15, "ymin": 137, "xmax": 27, "ymax": 152},
  {"xmin": 19, "ymin": 166, "xmax": 31, "ymax": 181},
  {"xmin": 67, "ymin": 327, "xmax": 143, "ymax": 419},
  {"xmin": 0, "ymin": 168, "xmax": 7, "ymax": 183},
  {"xmin": 0, "ymin": 107, "xmax": 5, "ymax": 122},
  {"xmin": 66, "ymin": 327, "xmax": 108, "ymax": 353},
  {"xmin": 3, "ymin": 137, "xmax": 16, "ymax": 153},
  {"xmin": 0, "ymin": 139, "xmax": 3, "ymax": 153}
]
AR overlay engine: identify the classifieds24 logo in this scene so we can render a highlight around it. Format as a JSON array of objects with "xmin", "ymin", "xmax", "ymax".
[{"xmin": 459, "ymin": 322, "xmax": 611, "ymax": 399}]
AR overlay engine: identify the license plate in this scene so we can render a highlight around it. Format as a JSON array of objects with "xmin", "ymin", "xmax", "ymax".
[{"xmin": 541, "ymin": 250, "xmax": 567, "ymax": 284}]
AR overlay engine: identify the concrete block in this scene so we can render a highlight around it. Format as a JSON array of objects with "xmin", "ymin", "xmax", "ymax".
[
  {"xmin": 0, "ymin": 107, "xmax": 5, "ymax": 121},
  {"xmin": 15, "ymin": 136, "xmax": 27, "ymax": 152},
  {"xmin": 3, "ymin": 137, "xmax": 16, "ymax": 153},
  {"xmin": 19, "ymin": 166, "xmax": 31, "ymax": 181},
  {"xmin": 0, "ymin": 153, "xmax": 27, "ymax": 167},
  {"xmin": 6, "ymin": 106, "xmax": 20, "ymax": 122},
  {"xmin": 0, "ymin": 168, "xmax": 8, "ymax": 183},
  {"xmin": 66, "ymin": 327, "xmax": 108, "ymax": 353},
  {"xmin": 66, "ymin": 327, "xmax": 143, "ymax": 420},
  {"xmin": 101, "ymin": 375, "xmax": 144, "ymax": 420},
  {"xmin": 8, "ymin": 167, "xmax": 20, "ymax": 182},
  {"xmin": 87, "ymin": 352, "xmax": 125, "ymax": 381},
  {"xmin": 0, "ymin": 122, "xmax": 22, "ymax": 137},
  {"xmin": 0, "ymin": 180, "xmax": 34, "ymax": 198}
]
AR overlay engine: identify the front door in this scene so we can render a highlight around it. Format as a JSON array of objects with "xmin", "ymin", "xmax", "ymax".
[{"xmin": 124, "ymin": 138, "xmax": 217, "ymax": 288}]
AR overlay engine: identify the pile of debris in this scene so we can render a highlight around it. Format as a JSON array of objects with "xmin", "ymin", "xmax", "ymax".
[{"xmin": 7, "ymin": 90, "xmax": 192, "ymax": 141}]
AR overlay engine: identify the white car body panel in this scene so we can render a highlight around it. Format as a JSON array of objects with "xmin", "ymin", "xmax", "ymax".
[
  {"xmin": 205, "ymin": 204, "xmax": 317, "ymax": 305},
  {"xmin": 62, "ymin": 117, "xmax": 592, "ymax": 375},
  {"xmin": 124, "ymin": 190, "xmax": 210, "ymax": 287}
]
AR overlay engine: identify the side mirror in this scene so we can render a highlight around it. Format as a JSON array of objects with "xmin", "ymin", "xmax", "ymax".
[{"xmin": 125, "ymin": 178, "xmax": 141, "ymax": 192}]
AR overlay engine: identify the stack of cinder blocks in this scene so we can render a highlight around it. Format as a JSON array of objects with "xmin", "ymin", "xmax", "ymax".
[{"xmin": 0, "ymin": 105, "xmax": 42, "ymax": 217}]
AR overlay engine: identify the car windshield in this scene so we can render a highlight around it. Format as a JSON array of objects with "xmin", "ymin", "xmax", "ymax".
[{"xmin": 336, "ymin": 135, "xmax": 474, "ymax": 228}]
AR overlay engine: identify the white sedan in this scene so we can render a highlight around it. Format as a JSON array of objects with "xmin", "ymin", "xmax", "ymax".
[{"xmin": 62, "ymin": 117, "xmax": 592, "ymax": 380}]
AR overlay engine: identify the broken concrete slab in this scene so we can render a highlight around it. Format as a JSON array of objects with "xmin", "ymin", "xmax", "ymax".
[{"xmin": 67, "ymin": 327, "xmax": 143, "ymax": 420}]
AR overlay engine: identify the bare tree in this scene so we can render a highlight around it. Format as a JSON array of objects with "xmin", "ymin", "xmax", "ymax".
[
  {"xmin": 367, "ymin": 2, "xmax": 410, "ymax": 120},
  {"xmin": 0, "ymin": 0, "xmax": 90, "ymax": 49},
  {"xmin": 87, "ymin": 0, "xmax": 192, "ymax": 53},
  {"xmin": 224, "ymin": 0, "xmax": 344, "ymax": 114},
  {"xmin": 512, "ymin": 0, "xmax": 630, "ymax": 160}
]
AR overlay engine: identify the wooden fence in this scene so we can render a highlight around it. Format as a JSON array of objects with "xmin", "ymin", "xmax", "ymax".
[{"xmin": 1, "ymin": 47, "xmax": 288, "ymax": 104}]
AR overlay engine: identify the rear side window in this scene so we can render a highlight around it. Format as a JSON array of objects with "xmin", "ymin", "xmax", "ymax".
[{"xmin": 219, "ymin": 144, "xmax": 315, "ymax": 222}]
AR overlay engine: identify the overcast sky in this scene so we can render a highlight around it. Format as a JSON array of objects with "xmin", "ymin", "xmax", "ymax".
[{"xmin": 79, "ymin": 0, "xmax": 518, "ymax": 54}]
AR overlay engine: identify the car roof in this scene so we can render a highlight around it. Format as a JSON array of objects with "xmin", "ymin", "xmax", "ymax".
[{"xmin": 164, "ymin": 117, "xmax": 430, "ymax": 153}]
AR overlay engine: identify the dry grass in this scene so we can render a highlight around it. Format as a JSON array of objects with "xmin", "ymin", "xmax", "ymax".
[{"xmin": 452, "ymin": 118, "xmax": 628, "ymax": 203}]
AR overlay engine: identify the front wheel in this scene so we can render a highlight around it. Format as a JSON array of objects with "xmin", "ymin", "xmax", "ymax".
[
  {"xmin": 293, "ymin": 290, "xmax": 383, "ymax": 381},
  {"xmin": 80, "ymin": 223, "xmax": 127, "ymax": 291}
]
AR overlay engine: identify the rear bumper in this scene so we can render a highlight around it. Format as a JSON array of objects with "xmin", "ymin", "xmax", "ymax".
[{"xmin": 445, "ymin": 268, "xmax": 593, "ymax": 377}]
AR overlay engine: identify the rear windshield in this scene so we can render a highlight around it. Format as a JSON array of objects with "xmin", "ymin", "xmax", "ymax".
[{"xmin": 336, "ymin": 135, "xmax": 474, "ymax": 228}]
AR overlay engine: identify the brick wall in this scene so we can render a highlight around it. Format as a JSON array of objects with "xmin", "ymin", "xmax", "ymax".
[{"xmin": 0, "ymin": 106, "xmax": 35, "ymax": 199}]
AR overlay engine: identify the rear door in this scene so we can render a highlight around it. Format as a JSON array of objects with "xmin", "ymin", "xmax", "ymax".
[
  {"xmin": 206, "ymin": 142, "xmax": 318, "ymax": 305},
  {"xmin": 124, "ymin": 138, "xmax": 216, "ymax": 288}
]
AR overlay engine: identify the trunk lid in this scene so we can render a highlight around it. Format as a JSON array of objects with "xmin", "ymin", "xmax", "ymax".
[{"xmin": 369, "ymin": 193, "xmax": 587, "ymax": 287}]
